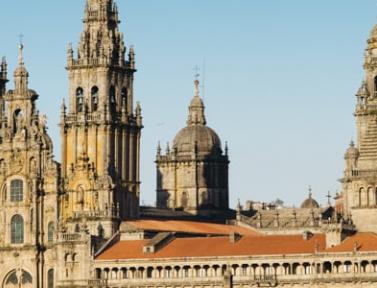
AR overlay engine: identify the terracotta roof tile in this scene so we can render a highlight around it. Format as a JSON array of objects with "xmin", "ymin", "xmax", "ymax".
[
  {"xmin": 96, "ymin": 233, "xmax": 326, "ymax": 261},
  {"xmin": 325, "ymin": 232, "xmax": 377, "ymax": 253},
  {"xmin": 125, "ymin": 220, "xmax": 258, "ymax": 236}
]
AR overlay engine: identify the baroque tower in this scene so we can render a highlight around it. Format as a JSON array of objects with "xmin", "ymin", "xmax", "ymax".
[
  {"xmin": 0, "ymin": 45, "xmax": 59, "ymax": 288},
  {"xmin": 60, "ymin": 0, "xmax": 142, "ymax": 237},
  {"xmin": 156, "ymin": 80, "xmax": 229, "ymax": 216},
  {"xmin": 341, "ymin": 24, "xmax": 377, "ymax": 231}
]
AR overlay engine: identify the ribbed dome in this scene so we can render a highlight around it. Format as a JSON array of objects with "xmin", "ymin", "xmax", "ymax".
[
  {"xmin": 172, "ymin": 80, "xmax": 222, "ymax": 156},
  {"xmin": 173, "ymin": 125, "xmax": 221, "ymax": 156},
  {"xmin": 301, "ymin": 197, "xmax": 320, "ymax": 209}
]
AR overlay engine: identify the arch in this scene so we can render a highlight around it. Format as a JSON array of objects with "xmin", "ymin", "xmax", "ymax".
[
  {"xmin": 11, "ymin": 214, "xmax": 24, "ymax": 244},
  {"xmin": 10, "ymin": 179, "xmax": 23, "ymax": 202},
  {"xmin": 361, "ymin": 260, "xmax": 369, "ymax": 273},
  {"xmin": 121, "ymin": 268, "xmax": 127, "ymax": 279},
  {"xmin": 91, "ymin": 86, "xmax": 99, "ymax": 112},
  {"xmin": 344, "ymin": 261, "xmax": 352, "ymax": 273},
  {"xmin": 182, "ymin": 266, "xmax": 190, "ymax": 277},
  {"xmin": 333, "ymin": 261, "xmax": 342, "ymax": 274},
  {"xmin": 74, "ymin": 224, "xmax": 80, "ymax": 233},
  {"xmin": 72, "ymin": 253, "xmax": 77, "ymax": 262},
  {"xmin": 368, "ymin": 187, "xmax": 373, "ymax": 206},
  {"xmin": 323, "ymin": 261, "xmax": 332, "ymax": 274},
  {"xmin": 110, "ymin": 85, "xmax": 116, "ymax": 112},
  {"xmin": 374, "ymin": 76, "xmax": 377, "ymax": 93},
  {"xmin": 47, "ymin": 269, "xmax": 54, "ymax": 288},
  {"xmin": 76, "ymin": 87, "xmax": 84, "ymax": 113},
  {"xmin": 95, "ymin": 268, "xmax": 102, "ymax": 279},
  {"xmin": 121, "ymin": 87, "xmax": 127, "ymax": 107},
  {"xmin": 146, "ymin": 267, "xmax": 153, "ymax": 278},
  {"xmin": 111, "ymin": 268, "xmax": 118, "ymax": 279},
  {"xmin": 359, "ymin": 187, "xmax": 364, "ymax": 207},
  {"xmin": 13, "ymin": 109, "xmax": 23, "ymax": 134},
  {"xmin": 48, "ymin": 222, "xmax": 54, "ymax": 243},
  {"xmin": 181, "ymin": 192, "xmax": 188, "ymax": 208},
  {"xmin": 4, "ymin": 269, "xmax": 32, "ymax": 288},
  {"xmin": 97, "ymin": 224, "xmax": 105, "ymax": 238},
  {"xmin": 282, "ymin": 263, "xmax": 291, "ymax": 275}
]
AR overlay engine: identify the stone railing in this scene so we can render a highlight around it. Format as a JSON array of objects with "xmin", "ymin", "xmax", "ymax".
[
  {"xmin": 60, "ymin": 233, "xmax": 81, "ymax": 242},
  {"xmin": 88, "ymin": 279, "xmax": 108, "ymax": 287}
]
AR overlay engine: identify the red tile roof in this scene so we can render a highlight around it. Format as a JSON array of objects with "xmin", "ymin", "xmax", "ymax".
[
  {"xmin": 96, "ymin": 233, "xmax": 326, "ymax": 261},
  {"xmin": 325, "ymin": 232, "xmax": 377, "ymax": 253},
  {"xmin": 125, "ymin": 220, "xmax": 258, "ymax": 236}
]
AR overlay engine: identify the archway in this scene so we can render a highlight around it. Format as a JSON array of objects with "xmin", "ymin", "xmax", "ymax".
[{"xmin": 3, "ymin": 269, "xmax": 32, "ymax": 288}]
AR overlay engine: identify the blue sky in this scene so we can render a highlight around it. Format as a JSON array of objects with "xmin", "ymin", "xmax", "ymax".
[{"xmin": 0, "ymin": 1, "xmax": 376, "ymax": 208}]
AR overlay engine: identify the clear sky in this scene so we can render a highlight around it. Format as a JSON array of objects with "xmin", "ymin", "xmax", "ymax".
[{"xmin": 0, "ymin": 0, "xmax": 376, "ymax": 208}]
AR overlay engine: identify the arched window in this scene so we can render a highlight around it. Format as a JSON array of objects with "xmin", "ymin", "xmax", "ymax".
[
  {"xmin": 13, "ymin": 109, "xmax": 23, "ymax": 134},
  {"xmin": 110, "ymin": 86, "xmax": 116, "ymax": 112},
  {"xmin": 121, "ymin": 87, "xmax": 127, "ymax": 107},
  {"xmin": 181, "ymin": 192, "xmax": 188, "ymax": 208},
  {"xmin": 48, "ymin": 222, "xmax": 54, "ymax": 243},
  {"xmin": 10, "ymin": 179, "xmax": 23, "ymax": 202},
  {"xmin": 48, "ymin": 269, "xmax": 54, "ymax": 288},
  {"xmin": 374, "ymin": 76, "xmax": 377, "ymax": 94},
  {"xmin": 98, "ymin": 224, "xmax": 104, "ymax": 238},
  {"xmin": 76, "ymin": 87, "xmax": 84, "ymax": 113},
  {"xmin": 91, "ymin": 86, "xmax": 99, "ymax": 112},
  {"xmin": 11, "ymin": 214, "xmax": 24, "ymax": 244}
]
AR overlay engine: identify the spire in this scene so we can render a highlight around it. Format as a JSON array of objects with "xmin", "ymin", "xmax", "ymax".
[
  {"xmin": 1, "ymin": 57, "xmax": 7, "ymax": 80},
  {"xmin": 187, "ymin": 80, "xmax": 206, "ymax": 126},
  {"xmin": 72, "ymin": 0, "xmax": 125, "ymax": 68},
  {"xmin": 14, "ymin": 43, "xmax": 29, "ymax": 93}
]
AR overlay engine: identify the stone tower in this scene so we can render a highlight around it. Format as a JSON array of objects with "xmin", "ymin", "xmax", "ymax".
[
  {"xmin": 341, "ymin": 24, "xmax": 377, "ymax": 231},
  {"xmin": 0, "ymin": 44, "xmax": 60, "ymax": 288},
  {"xmin": 60, "ymin": 0, "xmax": 142, "ymax": 237},
  {"xmin": 156, "ymin": 80, "xmax": 229, "ymax": 216}
]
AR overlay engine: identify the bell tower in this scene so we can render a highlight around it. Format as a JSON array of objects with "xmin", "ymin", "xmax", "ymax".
[
  {"xmin": 341, "ymin": 24, "xmax": 377, "ymax": 232},
  {"xmin": 60, "ymin": 0, "xmax": 142, "ymax": 237}
]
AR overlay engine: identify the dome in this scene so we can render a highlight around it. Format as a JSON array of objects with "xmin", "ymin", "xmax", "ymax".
[
  {"xmin": 300, "ymin": 187, "xmax": 319, "ymax": 209},
  {"xmin": 173, "ymin": 125, "xmax": 222, "ymax": 156},
  {"xmin": 300, "ymin": 197, "xmax": 319, "ymax": 209},
  {"xmin": 172, "ymin": 80, "xmax": 222, "ymax": 156},
  {"xmin": 344, "ymin": 141, "xmax": 359, "ymax": 159}
]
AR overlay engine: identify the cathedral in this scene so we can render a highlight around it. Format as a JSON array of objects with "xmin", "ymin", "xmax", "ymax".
[{"xmin": 3, "ymin": 1, "xmax": 377, "ymax": 288}]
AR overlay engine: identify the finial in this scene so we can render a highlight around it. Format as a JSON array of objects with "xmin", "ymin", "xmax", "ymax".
[
  {"xmin": 350, "ymin": 139, "xmax": 355, "ymax": 147},
  {"xmin": 135, "ymin": 101, "xmax": 141, "ymax": 116},
  {"xmin": 308, "ymin": 185, "xmax": 312, "ymax": 198},
  {"xmin": 236, "ymin": 199, "xmax": 242, "ymax": 212},
  {"xmin": 18, "ymin": 41, "xmax": 24, "ymax": 66},
  {"xmin": 193, "ymin": 65, "xmax": 200, "ymax": 97},
  {"xmin": 157, "ymin": 142, "xmax": 161, "ymax": 156},
  {"xmin": 166, "ymin": 142, "xmax": 170, "ymax": 154},
  {"xmin": 225, "ymin": 141, "xmax": 229, "ymax": 156},
  {"xmin": 326, "ymin": 191, "xmax": 332, "ymax": 207}
]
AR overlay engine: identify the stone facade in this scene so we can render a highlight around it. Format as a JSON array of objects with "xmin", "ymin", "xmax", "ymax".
[
  {"xmin": 0, "ymin": 45, "xmax": 59, "ymax": 288},
  {"xmin": 1, "ymin": 1, "xmax": 377, "ymax": 288},
  {"xmin": 340, "ymin": 24, "xmax": 377, "ymax": 232},
  {"xmin": 60, "ymin": 0, "xmax": 142, "ymax": 237}
]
